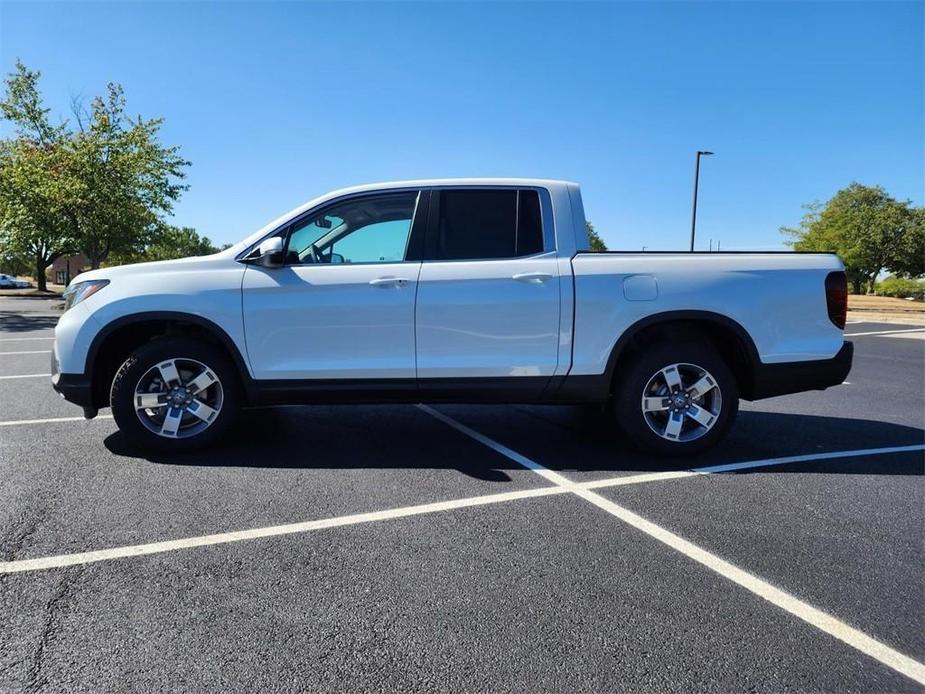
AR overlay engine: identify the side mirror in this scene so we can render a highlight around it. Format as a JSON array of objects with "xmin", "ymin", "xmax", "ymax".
[{"xmin": 256, "ymin": 237, "xmax": 284, "ymax": 268}]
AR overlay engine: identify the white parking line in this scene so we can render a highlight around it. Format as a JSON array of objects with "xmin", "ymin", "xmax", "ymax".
[
  {"xmin": 0, "ymin": 486, "xmax": 570, "ymax": 573},
  {"xmin": 691, "ymin": 444, "xmax": 925, "ymax": 475},
  {"xmin": 579, "ymin": 444, "xmax": 925, "ymax": 490},
  {"xmin": 567, "ymin": 487, "xmax": 925, "ymax": 686},
  {"xmin": 0, "ymin": 373, "xmax": 49, "ymax": 380},
  {"xmin": 0, "ymin": 336, "xmax": 54, "ymax": 342},
  {"xmin": 0, "ymin": 350, "xmax": 52, "ymax": 355},
  {"xmin": 845, "ymin": 328, "xmax": 925, "ymax": 337},
  {"xmin": 418, "ymin": 406, "xmax": 925, "ymax": 687},
  {"xmin": 884, "ymin": 332, "xmax": 925, "ymax": 340},
  {"xmin": 3, "ymin": 406, "xmax": 924, "ymax": 684},
  {"xmin": 0, "ymin": 414, "xmax": 113, "ymax": 427}
]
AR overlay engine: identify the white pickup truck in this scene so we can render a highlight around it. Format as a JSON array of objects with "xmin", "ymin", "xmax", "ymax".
[{"xmin": 53, "ymin": 179, "xmax": 852, "ymax": 455}]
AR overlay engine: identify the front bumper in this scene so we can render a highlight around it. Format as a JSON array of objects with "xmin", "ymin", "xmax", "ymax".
[
  {"xmin": 51, "ymin": 351, "xmax": 97, "ymax": 417},
  {"xmin": 748, "ymin": 341, "xmax": 853, "ymax": 400}
]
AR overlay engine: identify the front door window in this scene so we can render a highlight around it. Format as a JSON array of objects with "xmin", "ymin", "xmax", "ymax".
[{"xmin": 286, "ymin": 192, "xmax": 419, "ymax": 265}]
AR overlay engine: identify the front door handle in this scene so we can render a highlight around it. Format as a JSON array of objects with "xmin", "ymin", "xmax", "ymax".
[
  {"xmin": 369, "ymin": 276, "xmax": 409, "ymax": 288},
  {"xmin": 512, "ymin": 272, "xmax": 554, "ymax": 284}
]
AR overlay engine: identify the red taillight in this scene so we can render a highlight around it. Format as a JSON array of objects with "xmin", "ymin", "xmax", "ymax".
[{"xmin": 825, "ymin": 271, "xmax": 848, "ymax": 329}]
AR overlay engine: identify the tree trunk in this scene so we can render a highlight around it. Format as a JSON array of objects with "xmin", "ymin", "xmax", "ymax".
[
  {"xmin": 35, "ymin": 254, "xmax": 48, "ymax": 292},
  {"xmin": 851, "ymin": 277, "xmax": 863, "ymax": 294},
  {"xmin": 867, "ymin": 272, "xmax": 879, "ymax": 295},
  {"xmin": 86, "ymin": 238, "xmax": 101, "ymax": 270}
]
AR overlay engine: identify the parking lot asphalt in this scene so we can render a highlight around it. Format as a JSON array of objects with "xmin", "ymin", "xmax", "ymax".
[{"xmin": 1, "ymin": 303, "xmax": 923, "ymax": 693}]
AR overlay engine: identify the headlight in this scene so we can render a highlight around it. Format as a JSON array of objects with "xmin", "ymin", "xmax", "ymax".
[{"xmin": 62, "ymin": 279, "xmax": 109, "ymax": 312}]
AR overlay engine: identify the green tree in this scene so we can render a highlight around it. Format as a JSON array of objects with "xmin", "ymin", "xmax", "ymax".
[
  {"xmin": 143, "ymin": 225, "xmax": 219, "ymax": 261},
  {"xmin": 585, "ymin": 221, "xmax": 608, "ymax": 251},
  {"xmin": 781, "ymin": 183, "xmax": 923, "ymax": 294},
  {"xmin": 110, "ymin": 224, "xmax": 219, "ymax": 264},
  {"xmin": 70, "ymin": 83, "xmax": 189, "ymax": 268},
  {"xmin": 0, "ymin": 63, "xmax": 77, "ymax": 290},
  {"xmin": 889, "ymin": 207, "xmax": 925, "ymax": 279},
  {"xmin": 0, "ymin": 61, "xmax": 190, "ymax": 289},
  {"xmin": 0, "ymin": 139, "xmax": 79, "ymax": 291}
]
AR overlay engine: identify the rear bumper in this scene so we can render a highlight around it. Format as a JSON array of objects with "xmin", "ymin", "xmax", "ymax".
[{"xmin": 747, "ymin": 341, "xmax": 853, "ymax": 400}]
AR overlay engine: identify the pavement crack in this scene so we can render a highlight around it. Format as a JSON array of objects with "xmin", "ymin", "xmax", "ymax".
[
  {"xmin": 2, "ymin": 507, "xmax": 47, "ymax": 562},
  {"xmin": 23, "ymin": 568, "xmax": 83, "ymax": 693}
]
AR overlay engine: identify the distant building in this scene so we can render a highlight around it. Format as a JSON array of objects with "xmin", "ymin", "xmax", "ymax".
[{"xmin": 48, "ymin": 254, "xmax": 89, "ymax": 286}]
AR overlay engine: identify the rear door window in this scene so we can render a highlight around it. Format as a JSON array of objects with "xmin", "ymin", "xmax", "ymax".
[{"xmin": 431, "ymin": 189, "xmax": 544, "ymax": 261}]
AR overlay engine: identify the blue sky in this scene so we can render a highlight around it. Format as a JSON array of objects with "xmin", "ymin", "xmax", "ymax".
[{"xmin": 1, "ymin": 1, "xmax": 922, "ymax": 251}]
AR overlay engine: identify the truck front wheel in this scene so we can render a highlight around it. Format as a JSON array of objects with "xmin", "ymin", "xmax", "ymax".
[
  {"xmin": 612, "ymin": 343, "xmax": 738, "ymax": 456},
  {"xmin": 110, "ymin": 336, "xmax": 240, "ymax": 452}
]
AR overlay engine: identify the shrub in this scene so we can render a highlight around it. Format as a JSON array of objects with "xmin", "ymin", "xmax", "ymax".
[{"xmin": 874, "ymin": 276, "xmax": 925, "ymax": 300}]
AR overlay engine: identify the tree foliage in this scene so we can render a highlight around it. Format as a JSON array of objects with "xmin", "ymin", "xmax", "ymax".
[
  {"xmin": 0, "ymin": 60, "xmax": 189, "ymax": 288},
  {"xmin": 874, "ymin": 276, "xmax": 925, "ymax": 300},
  {"xmin": 585, "ymin": 221, "xmax": 608, "ymax": 251},
  {"xmin": 0, "ymin": 64, "xmax": 77, "ymax": 289},
  {"xmin": 781, "ymin": 183, "xmax": 923, "ymax": 294},
  {"xmin": 110, "ymin": 224, "xmax": 219, "ymax": 265}
]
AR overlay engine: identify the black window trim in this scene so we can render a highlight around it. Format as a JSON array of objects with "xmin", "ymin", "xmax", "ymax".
[{"xmin": 422, "ymin": 185, "xmax": 554, "ymax": 263}]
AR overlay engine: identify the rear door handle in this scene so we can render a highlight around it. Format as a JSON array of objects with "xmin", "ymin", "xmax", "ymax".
[
  {"xmin": 369, "ymin": 276, "xmax": 409, "ymax": 288},
  {"xmin": 512, "ymin": 272, "xmax": 554, "ymax": 284}
]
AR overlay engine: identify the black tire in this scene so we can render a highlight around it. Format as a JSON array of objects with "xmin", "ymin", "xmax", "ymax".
[
  {"xmin": 612, "ymin": 341, "xmax": 738, "ymax": 456},
  {"xmin": 110, "ymin": 336, "xmax": 240, "ymax": 453}
]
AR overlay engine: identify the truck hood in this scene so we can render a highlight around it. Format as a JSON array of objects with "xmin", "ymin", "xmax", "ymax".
[{"xmin": 74, "ymin": 252, "xmax": 228, "ymax": 283}]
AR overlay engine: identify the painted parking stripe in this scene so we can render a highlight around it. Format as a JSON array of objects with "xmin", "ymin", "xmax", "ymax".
[
  {"xmin": 565, "ymin": 486, "xmax": 925, "ymax": 686},
  {"xmin": 693, "ymin": 444, "xmax": 925, "ymax": 474},
  {"xmin": 845, "ymin": 327, "xmax": 925, "ymax": 337},
  {"xmin": 420, "ymin": 406, "xmax": 925, "ymax": 687},
  {"xmin": 884, "ymin": 332, "xmax": 925, "ymax": 340},
  {"xmin": 0, "ymin": 350, "xmax": 52, "ymax": 355},
  {"xmin": 0, "ymin": 336, "xmax": 54, "ymax": 342},
  {"xmin": 580, "ymin": 444, "xmax": 925, "ymax": 489},
  {"xmin": 0, "ymin": 443, "xmax": 917, "ymax": 574},
  {"xmin": 0, "ymin": 373, "xmax": 49, "ymax": 380},
  {"xmin": 0, "ymin": 414, "xmax": 113, "ymax": 427},
  {"xmin": 0, "ymin": 409, "xmax": 918, "ymax": 577},
  {"xmin": 0, "ymin": 485, "xmax": 570, "ymax": 573}
]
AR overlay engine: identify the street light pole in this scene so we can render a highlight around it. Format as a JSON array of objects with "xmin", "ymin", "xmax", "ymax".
[{"xmin": 689, "ymin": 150, "xmax": 713, "ymax": 251}]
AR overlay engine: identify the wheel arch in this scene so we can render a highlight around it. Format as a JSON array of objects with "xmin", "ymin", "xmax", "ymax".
[
  {"xmin": 86, "ymin": 311, "xmax": 252, "ymax": 408},
  {"xmin": 604, "ymin": 310, "xmax": 761, "ymax": 399}
]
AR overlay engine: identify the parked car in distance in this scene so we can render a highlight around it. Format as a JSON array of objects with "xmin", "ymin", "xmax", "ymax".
[
  {"xmin": 51, "ymin": 179, "xmax": 852, "ymax": 454},
  {"xmin": 0, "ymin": 274, "xmax": 31, "ymax": 288}
]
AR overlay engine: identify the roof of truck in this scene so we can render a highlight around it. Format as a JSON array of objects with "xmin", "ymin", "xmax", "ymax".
[
  {"xmin": 311, "ymin": 178, "xmax": 579, "ymax": 200},
  {"xmin": 228, "ymin": 178, "xmax": 579, "ymax": 254}
]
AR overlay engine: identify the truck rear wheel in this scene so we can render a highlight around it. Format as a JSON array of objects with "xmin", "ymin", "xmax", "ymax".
[
  {"xmin": 110, "ymin": 336, "xmax": 240, "ymax": 452},
  {"xmin": 612, "ymin": 343, "xmax": 738, "ymax": 456}
]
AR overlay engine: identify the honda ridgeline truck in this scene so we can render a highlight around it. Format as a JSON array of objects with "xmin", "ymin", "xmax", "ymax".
[{"xmin": 52, "ymin": 179, "xmax": 852, "ymax": 454}]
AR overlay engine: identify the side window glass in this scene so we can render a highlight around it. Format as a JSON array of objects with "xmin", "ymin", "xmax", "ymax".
[
  {"xmin": 434, "ymin": 189, "xmax": 544, "ymax": 261},
  {"xmin": 286, "ymin": 192, "xmax": 418, "ymax": 265},
  {"xmin": 436, "ymin": 190, "xmax": 516, "ymax": 260},
  {"xmin": 516, "ymin": 190, "xmax": 544, "ymax": 256}
]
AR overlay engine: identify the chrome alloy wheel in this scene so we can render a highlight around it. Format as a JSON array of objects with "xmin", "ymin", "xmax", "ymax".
[
  {"xmin": 640, "ymin": 362, "xmax": 722, "ymax": 443},
  {"xmin": 133, "ymin": 358, "xmax": 223, "ymax": 439}
]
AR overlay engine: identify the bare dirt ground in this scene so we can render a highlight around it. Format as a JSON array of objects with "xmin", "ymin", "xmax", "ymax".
[{"xmin": 848, "ymin": 295, "xmax": 925, "ymax": 325}]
